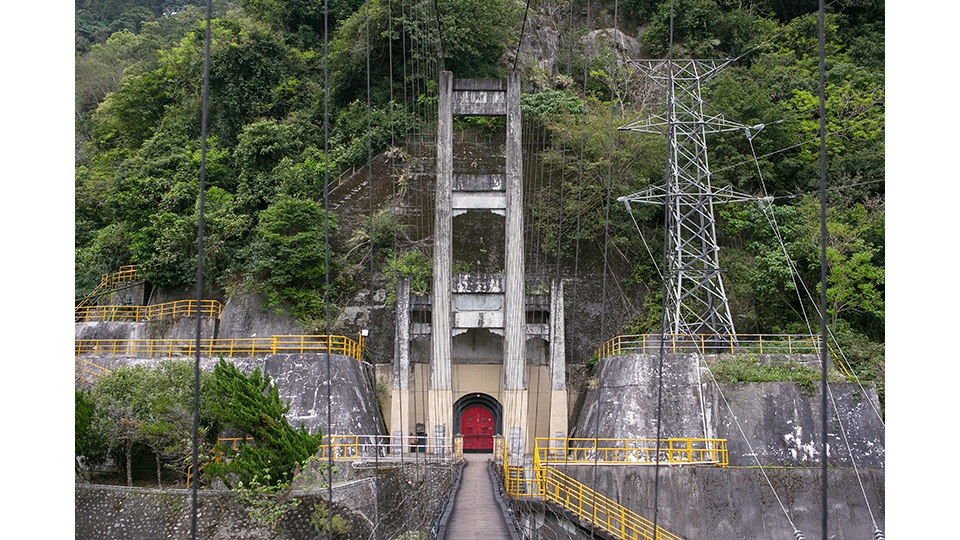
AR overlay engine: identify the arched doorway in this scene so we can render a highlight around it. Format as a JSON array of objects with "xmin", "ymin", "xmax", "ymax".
[
  {"xmin": 453, "ymin": 393, "xmax": 501, "ymax": 454},
  {"xmin": 461, "ymin": 405, "xmax": 494, "ymax": 452}
]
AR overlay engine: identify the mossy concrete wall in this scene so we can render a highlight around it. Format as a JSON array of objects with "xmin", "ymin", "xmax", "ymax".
[
  {"xmin": 557, "ymin": 466, "xmax": 884, "ymax": 540},
  {"xmin": 76, "ymin": 463, "xmax": 457, "ymax": 540},
  {"xmin": 573, "ymin": 353, "xmax": 885, "ymax": 468},
  {"xmin": 86, "ymin": 353, "xmax": 384, "ymax": 437}
]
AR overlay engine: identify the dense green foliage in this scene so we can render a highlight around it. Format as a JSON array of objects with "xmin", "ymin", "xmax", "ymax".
[
  {"xmin": 205, "ymin": 359, "xmax": 324, "ymax": 488},
  {"xmin": 76, "ymin": 359, "xmax": 322, "ymax": 488},
  {"xmin": 75, "ymin": 1, "xmax": 883, "ymax": 399},
  {"xmin": 80, "ymin": 361, "xmax": 207, "ymax": 486}
]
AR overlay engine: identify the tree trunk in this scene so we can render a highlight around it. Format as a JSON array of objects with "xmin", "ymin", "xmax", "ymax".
[
  {"xmin": 156, "ymin": 452, "xmax": 163, "ymax": 488},
  {"xmin": 125, "ymin": 442, "xmax": 133, "ymax": 487}
]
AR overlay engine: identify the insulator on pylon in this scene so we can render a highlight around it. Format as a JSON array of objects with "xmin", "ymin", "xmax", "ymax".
[
  {"xmin": 873, "ymin": 528, "xmax": 885, "ymax": 540},
  {"xmin": 793, "ymin": 530, "xmax": 806, "ymax": 540}
]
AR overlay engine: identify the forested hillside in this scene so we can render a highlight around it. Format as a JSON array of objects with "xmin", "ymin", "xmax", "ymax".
[{"xmin": 75, "ymin": 0, "xmax": 884, "ymax": 399}]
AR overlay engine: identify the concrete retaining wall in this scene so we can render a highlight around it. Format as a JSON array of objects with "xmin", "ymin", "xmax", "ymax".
[
  {"xmin": 76, "ymin": 462, "xmax": 457, "ymax": 540},
  {"xmin": 558, "ymin": 465, "xmax": 884, "ymax": 540},
  {"xmin": 572, "ymin": 353, "xmax": 885, "ymax": 468},
  {"xmin": 87, "ymin": 353, "xmax": 384, "ymax": 437}
]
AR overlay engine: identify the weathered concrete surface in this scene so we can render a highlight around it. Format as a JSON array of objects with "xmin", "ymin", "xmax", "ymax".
[
  {"xmin": 558, "ymin": 465, "xmax": 884, "ymax": 540},
  {"xmin": 75, "ymin": 321, "xmax": 149, "ymax": 341},
  {"xmin": 76, "ymin": 463, "xmax": 458, "ymax": 540},
  {"xmin": 86, "ymin": 353, "xmax": 384, "ymax": 437},
  {"xmin": 218, "ymin": 293, "xmax": 305, "ymax": 338},
  {"xmin": 572, "ymin": 353, "xmax": 885, "ymax": 468},
  {"xmin": 572, "ymin": 353, "xmax": 711, "ymax": 440},
  {"xmin": 714, "ymin": 381, "xmax": 885, "ymax": 468},
  {"xmin": 75, "ymin": 317, "xmax": 219, "ymax": 340}
]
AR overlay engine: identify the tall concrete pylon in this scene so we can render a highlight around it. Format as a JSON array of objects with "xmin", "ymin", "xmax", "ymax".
[
  {"xmin": 389, "ymin": 71, "xmax": 567, "ymax": 461},
  {"xmin": 431, "ymin": 72, "xmax": 526, "ymax": 458}
]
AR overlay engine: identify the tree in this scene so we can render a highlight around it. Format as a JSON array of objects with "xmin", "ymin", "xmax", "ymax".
[
  {"xmin": 76, "ymin": 389, "xmax": 108, "ymax": 478},
  {"xmin": 91, "ymin": 366, "xmax": 151, "ymax": 486},
  {"xmin": 805, "ymin": 199, "xmax": 884, "ymax": 336},
  {"xmin": 86, "ymin": 362, "xmax": 211, "ymax": 486},
  {"xmin": 205, "ymin": 359, "xmax": 324, "ymax": 488},
  {"xmin": 244, "ymin": 194, "xmax": 339, "ymax": 322}
]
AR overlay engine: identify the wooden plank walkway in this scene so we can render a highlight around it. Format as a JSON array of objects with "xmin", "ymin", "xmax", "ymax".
[{"xmin": 442, "ymin": 454, "xmax": 514, "ymax": 539}]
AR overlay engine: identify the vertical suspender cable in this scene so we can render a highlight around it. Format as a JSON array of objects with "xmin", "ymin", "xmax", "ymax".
[
  {"xmin": 512, "ymin": 0, "xmax": 532, "ymax": 72},
  {"xmin": 591, "ymin": 0, "xmax": 620, "ymax": 527},
  {"xmin": 190, "ymin": 1, "xmax": 212, "ymax": 538},
  {"xmin": 365, "ymin": 0, "xmax": 381, "ymax": 536},
  {"xmin": 323, "ymin": 2, "xmax": 334, "ymax": 538},
  {"xmin": 652, "ymin": 0, "xmax": 676, "ymax": 535},
  {"xmin": 570, "ymin": 2, "xmax": 591, "ymax": 465},
  {"xmin": 818, "ymin": 1, "xmax": 829, "ymax": 538}
]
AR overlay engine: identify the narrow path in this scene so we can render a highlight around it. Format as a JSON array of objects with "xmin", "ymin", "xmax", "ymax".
[{"xmin": 443, "ymin": 453, "xmax": 513, "ymax": 539}]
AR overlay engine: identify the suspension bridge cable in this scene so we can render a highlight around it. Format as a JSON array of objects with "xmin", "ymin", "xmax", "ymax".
[
  {"xmin": 592, "ymin": 1, "xmax": 619, "ymax": 530},
  {"xmin": 512, "ymin": 0, "xmax": 532, "ymax": 72},
  {"xmin": 569, "ymin": 1, "xmax": 591, "ymax": 461},
  {"xmin": 364, "ymin": 2, "xmax": 382, "ymax": 536},
  {"xmin": 824, "ymin": 383, "xmax": 882, "ymax": 534},
  {"xmin": 755, "ymin": 199, "xmax": 886, "ymax": 426},
  {"xmin": 652, "ymin": 0, "xmax": 675, "ymax": 534},
  {"xmin": 818, "ymin": 1, "xmax": 830, "ymax": 536},
  {"xmin": 323, "ymin": 2, "xmax": 334, "ymax": 537},
  {"xmin": 190, "ymin": 2, "xmax": 212, "ymax": 538},
  {"xmin": 745, "ymin": 128, "xmax": 817, "ymax": 343},
  {"xmin": 387, "ymin": 0, "xmax": 406, "ymax": 471},
  {"xmin": 431, "ymin": 0, "xmax": 444, "ymax": 71},
  {"xmin": 697, "ymin": 357, "xmax": 804, "ymax": 533},
  {"xmin": 621, "ymin": 201, "xmax": 664, "ymax": 282},
  {"xmin": 750, "ymin": 188, "xmax": 886, "ymax": 426}
]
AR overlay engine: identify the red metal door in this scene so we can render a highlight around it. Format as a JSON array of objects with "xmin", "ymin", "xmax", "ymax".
[{"xmin": 461, "ymin": 405, "xmax": 494, "ymax": 452}]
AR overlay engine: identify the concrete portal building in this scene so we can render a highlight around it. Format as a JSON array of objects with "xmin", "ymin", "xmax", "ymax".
[{"xmin": 389, "ymin": 72, "xmax": 567, "ymax": 461}]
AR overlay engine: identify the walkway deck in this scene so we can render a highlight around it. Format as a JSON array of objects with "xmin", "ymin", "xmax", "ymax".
[{"xmin": 443, "ymin": 453, "xmax": 515, "ymax": 540}]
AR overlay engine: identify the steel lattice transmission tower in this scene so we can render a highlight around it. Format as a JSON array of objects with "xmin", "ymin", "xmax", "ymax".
[{"xmin": 619, "ymin": 59, "xmax": 756, "ymax": 337}]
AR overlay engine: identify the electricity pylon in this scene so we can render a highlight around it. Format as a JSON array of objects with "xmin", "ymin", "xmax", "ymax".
[{"xmin": 619, "ymin": 59, "xmax": 755, "ymax": 338}]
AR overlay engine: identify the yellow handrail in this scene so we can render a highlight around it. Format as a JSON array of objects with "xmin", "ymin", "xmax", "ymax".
[
  {"xmin": 100, "ymin": 265, "xmax": 140, "ymax": 289},
  {"xmin": 539, "ymin": 466, "xmax": 684, "ymax": 540},
  {"xmin": 503, "ymin": 438, "xmax": 722, "ymax": 540},
  {"xmin": 76, "ymin": 265, "xmax": 142, "ymax": 309},
  {"xmin": 594, "ymin": 333, "xmax": 825, "ymax": 358},
  {"xmin": 75, "ymin": 334, "xmax": 365, "ymax": 361},
  {"xmin": 536, "ymin": 437, "xmax": 728, "ymax": 467},
  {"xmin": 593, "ymin": 333, "xmax": 859, "ymax": 381},
  {"xmin": 76, "ymin": 357, "xmax": 111, "ymax": 384},
  {"xmin": 75, "ymin": 300, "xmax": 224, "ymax": 323}
]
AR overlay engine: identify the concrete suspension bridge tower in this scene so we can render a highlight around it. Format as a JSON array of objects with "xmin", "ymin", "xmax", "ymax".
[{"xmin": 619, "ymin": 59, "xmax": 756, "ymax": 338}]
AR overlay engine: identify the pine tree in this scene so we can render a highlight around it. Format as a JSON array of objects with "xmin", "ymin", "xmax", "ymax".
[{"xmin": 206, "ymin": 359, "xmax": 323, "ymax": 488}]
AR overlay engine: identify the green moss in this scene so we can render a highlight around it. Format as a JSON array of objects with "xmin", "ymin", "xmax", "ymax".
[{"xmin": 709, "ymin": 355, "xmax": 841, "ymax": 396}]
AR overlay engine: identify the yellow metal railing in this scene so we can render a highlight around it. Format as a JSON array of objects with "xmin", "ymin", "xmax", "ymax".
[
  {"xmin": 595, "ymin": 333, "xmax": 824, "ymax": 358},
  {"xmin": 100, "ymin": 265, "xmax": 140, "ymax": 289},
  {"xmin": 76, "ymin": 357, "xmax": 111, "ymax": 384},
  {"xmin": 536, "ymin": 437, "xmax": 728, "ymax": 467},
  {"xmin": 595, "ymin": 333, "xmax": 858, "ymax": 380},
  {"xmin": 503, "ymin": 438, "xmax": 722, "ymax": 539},
  {"xmin": 75, "ymin": 299, "xmax": 223, "ymax": 323},
  {"xmin": 538, "ymin": 466, "xmax": 684, "ymax": 540},
  {"xmin": 75, "ymin": 334, "xmax": 365, "ymax": 361},
  {"xmin": 76, "ymin": 265, "xmax": 142, "ymax": 309}
]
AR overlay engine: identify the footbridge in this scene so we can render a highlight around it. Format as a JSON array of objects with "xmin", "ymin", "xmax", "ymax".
[{"xmin": 278, "ymin": 435, "xmax": 727, "ymax": 540}]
